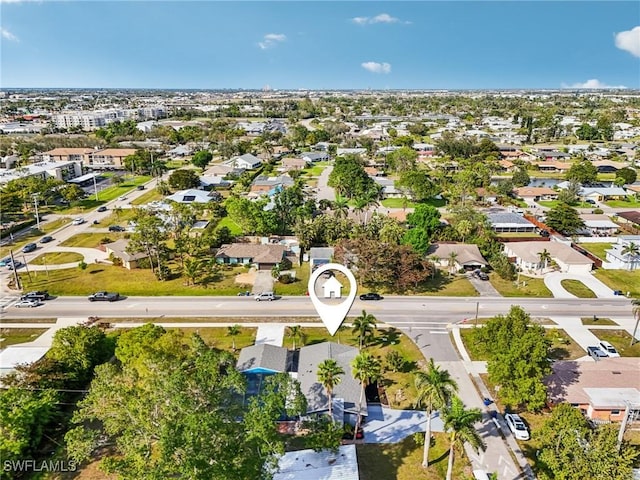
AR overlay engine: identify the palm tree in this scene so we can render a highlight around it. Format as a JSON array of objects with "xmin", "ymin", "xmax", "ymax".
[
  {"xmin": 183, "ymin": 257, "xmax": 202, "ymax": 286},
  {"xmin": 317, "ymin": 359, "xmax": 344, "ymax": 419},
  {"xmin": 414, "ymin": 359, "xmax": 459, "ymax": 467},
  {"xmin": 227, "ymin": 324, "xmax": 241, "ymax": 351},
  {"xmin": 456, "ymin": 219, "xmax": 473, "ymax": 243},
  {"xmin": 447, "ymin": 251, "xmax": 458, "ymax": 277},
  {"xmin": 622, "ymin": 242, "xmax": 640, "ymax": 270},
  {"xmin": 631, "ymin": 298, "xmax": 640, "ymax": 346},
  {"xmin": 287, "ymin": 325, "xmax": 305, "ymax": 350},
  {"xmin": 353, "ymin": 197, "xmax": 368, "ymax": 224},
  {"xmin": 537, "ymin": 248, "xmax": 552, "ymax": 274},
  {"xmin": 428, "ymin": 255, "xmax": 440, "ymax": 279},
  {"xmin": 351, "ymin": 351, "xmax": 382, "ymax": 441},
  {"xmin": 442, "ymin": 396, "xmax": 486, "ymax": 480},
  {"xmin": 332, "ymin": 194, "xmax": 349, "ymax": 219},
  {"xmin": 351, "ymin": 310, "xmax": 377, "ymax": 349}
]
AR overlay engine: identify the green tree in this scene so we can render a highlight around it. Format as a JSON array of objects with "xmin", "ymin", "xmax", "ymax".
[
  {"xmin": 287, "ymin": 325, "xmax": 305, "ymax": 350},
  {"xmin": 538, "ymin": 248, "xmax": 552, "ymax": 273},
  {"xmin": 442, "ymin": 396, "xmax": 485, "ymax": 480},
  {"xmin": 621, "ymin": 242, "xmax": 640, "ymax": 270},
  {"xmin": 191, "ymin": 150, "xmax": 213, "ymax": 170},
  {"xmin": 128, "ymin": 209, "xmax": 170, "ymax": 280},
  {"xmin": 511, "ymin": 167, "xmax": 530, "ymax": 188},
  {"xmin": 396, "ymin": 170, "xmax": 439, "ymax": 202},
  {"xmin": 557, "ymin": 180, "xmax": 581, "ymax": 204},
  {"xmin": 183, "ymin": 257, "xmax": 203, "ymax": 285},
  {"xmin": 414, "ymin": 359, "xmax": 459, "ymax": 467},
  {"xmin": 544, "ymin": 202, "xmax": 585, "ymax": 236},
  {"xmin": 303, "ymin": 416, "xmax": 343, "ymax": 454},
  {"xmin": 615, "ymin": 167, "xmax": 637, "ymax": 185},
  {"xmin": 123, "ymin": 149, "xmax": 153, "ymax": 174},
  {"xmin": 351, "ymin": 310, "xmax": 377, "ymax": 348},
  {"xmin": 402, "ymin": 204, "xmax": 441, "ymax": 255},
  {"xmin": 566, "ymin": 159, "xmax": 598, "ymax": 184},
  {"xmin": 386, "ymin": 146, "xmax": 418, "ymax": 173},
  {"xmin": 60, "ymin": 183, "xmax": 86, "ymax": 203},
  {"xmin": 48, "ymin": 326, "xmax": 113, "ymax": 384},
  {"xmin": 168, "ymin": 169, "xmax": 200, "ymax": 190},
  {"xmin": 328, "ymin": 154, "xmax": 375, "ymax": 199},
  {"xmin": 316, "ymin": 359, "xmax": 344, "ymax": 419},
  {"xmin": 351, "ymin": 351, "xmax": 382, "ymax": 440}
]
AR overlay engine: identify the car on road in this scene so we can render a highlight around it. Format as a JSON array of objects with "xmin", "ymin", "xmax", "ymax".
[
  {"xmin": 504, "ymin": 413, "xmax": 530, "ymax": 441},
  {"xmin": 40, "ymin": 235, "xmax": 54, "ymax": 244},
  {"xmin": 255, "ymin": 292, "xmax": 275, "ymax": 301},
  {"xmin": 599, "ymin": 341, "xmax": 620, "ymax": 357},
  {"xmin": 137, "ymin": 185, "xmax": 145, "ymax": 190},
  {"xmin": 587, "ymin": 346, "xmax": 607, "ymax": 361},
  {"xmin": 118, "ymin": 196, "xmax": 128, "ymax": 201},
  {"xmin": 22, "ymin": 243, "xmax": 37, "ymax": 253},
  {"xmin": 0, "ymin": 257, "xmax": 11, "ymax": 267},
  {"xmin": 21, "ymin": 291, "xmax": 50, "ymax": 301},
  {"xmin": 108, "ymin": 225, "xmax": 125, "ymax": 232},
  {"xmin": 14, "ymin": 299, "xmax": 42, "ymax": 308},
  {"xmin": 7, "ymin": 260, "xmax": 24, "ymax": 270},
  {"xmin": 72, "ymin": 218, "xmax": 85, "ymax": 225},
  {"xmin": 88, "ymin": 291, "xmax": 120, "ymax": 302},
  {"xmin": 359, "ymin": 292, "xmax": 384, "ymax": 301},
  {"xmin": 97, "ymin": 206, "xmax": 108, "ymax": 212}
]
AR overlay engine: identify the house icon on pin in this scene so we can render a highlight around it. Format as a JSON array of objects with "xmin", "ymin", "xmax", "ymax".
[{"xmin": 322, "ymin": 276, "xmax": 343, "ymax": 299}]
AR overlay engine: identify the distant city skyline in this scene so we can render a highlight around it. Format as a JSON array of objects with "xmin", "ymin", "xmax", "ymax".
[{"xmin": 1, "ymin": 1, "xmax": 639, "ymax": 90}]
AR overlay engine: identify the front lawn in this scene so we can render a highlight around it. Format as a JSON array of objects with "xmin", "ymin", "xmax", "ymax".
[
  {"xmin": 357, "ymin": 435, "xmax": 472, "ymax": 480},
  {"xmin": 0, "ymin": 328, "xmax": 48, "ymax": 348},
  {"xmin": 216, "ymin": 216, "xmax": 243, "ymax": 236},
  {"xmin": 30, "ymin": 252, "xmax": 84, "ymax": 265},
  {"xmin": 588, "ymin": 329, "xmax": 640, "ymax": 357},
  {"xmin": 275, "ymin": 262, "xmax": 310, "ymax": 295},
  {"xmin": 130, "ymin": 188, "xmax": 164, "ymax": 205},
  {"xmin": 594, "ymin": 269, "xmax": 640, "ymax": 297},
  {"xmin": 488, "ymin": 273, "xmax": 553, "ymax": 297},
  {"xmin": 409, "ymin": 273, "xmax": 478, "ymax": 297},
  {"xmin": 286, "ymin": 325, "xmax": 425, "ymax": 410},
  {"xmin": 605, "ymin": 198, "xmax": 640, "ymax": 208},
  {"xmin": 170, "ymin": 327, "xmax": 257, "ymax": 353},
  {"xmin": 580, "ymin": 243, "xmax": 612, "ymax": 260},
  {"xmin": 581, "ymin": 317, "xmax": 617, "ymax": 326},
  {"xmin": 18, "ymin": 264, "xmax": 257, "ymax": 296},
  {"xmin": 560, "ymin": 279, "xmax": 596, "ymax": 298},
  {"xmin": 57, "ymin": 176, "xmax": 152, "ymax": 214},
  {"xmin": 60, "ymin": 233, "xmax": 126, "ymax": 248},
  {"xmin": 537, "ymin": 200, "xmax": 593, "ymax": 209}
]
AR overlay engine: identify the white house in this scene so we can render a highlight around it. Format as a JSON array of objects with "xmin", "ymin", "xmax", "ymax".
[
  {"xmin": 230, "ymin": 153, "xmax": 262, "ymax": 170},
  {"xmin": 322, "ymin": 276, "xmax": 343, "ymax": 298},
  {"xmin": 604, "ymin": 236, "xmax": 640, "ymax": 270},
  {"xmin": 504, "ymin": 241, "xmax": 594, "ymax": 274}
]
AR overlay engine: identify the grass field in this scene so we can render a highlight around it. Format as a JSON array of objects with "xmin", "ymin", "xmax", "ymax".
[
  {"xmin": 588, "ymin": 329, "xmax": 640, "ymax": 357},
  {"xmin": 398, "ymin": 273, "xmax": 478, "ymax": 297},
  {"xmin": 594, "ymin": 269, "xmax": 640, "ymax": 297},
  {"xmin": 580, "ymin": 243, "xmax": 612, "ymax": 260},
  {"xmin": 0, "ymin": 218, "xmax": 71, "ymax": 258},
  {"xmin": 57, "ymin": 176, "xmax": 152, "ymax": 214},
  {"xmin": 537, "ymin": 200, "xmax": 593, "ymax": 209},
  {"xmin": 216, "ymin": 216, "xmax": 243, "ymax": 236},
  {"xmin": 60, "ymin": 233, "xmax": 126, "ymax": 248},
  {"xmin": 0, "ymin": 328, "xmax": 48, "ymax": 347},
  {"xmin": 581, "ymin": 317, "xmax": 617, "ymax": 325},
  {"xmin": 130, "ymin": 188, "xmax": 164, "ymax": 205},
  {"xmin": 30, "ymin": 252, "xmax": 84, "ymax": 265},
  {"xmin": 489, "ymin": 273, "xmax": 553, "ymax": 297},
  {"xmin": 357, "ymin": 435, "xmax": 472, "ymax": 480},
  {"xmin": 605, "ymin": 198, "xmax": 640, "ymax": 208},
  {"xmin": 560, "ymin": 279, "xmax": 596, "ymax": 298},
  {"xmin": 19, "ymin": 264, "xmax": 257, "ymax": 296},
  {"xmin": 170, "ymin": 327, "xmax": 257, "ymax": 353},
  {"xmin": 275, "ymin": 263, "xmax": 310, "ymax": 295},
  {"xmin": 91, "ymin": 208, "xmax": 137, "ymax": 228}
]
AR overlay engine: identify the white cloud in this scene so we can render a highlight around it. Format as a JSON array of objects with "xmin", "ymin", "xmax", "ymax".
[
  {"xmin": 562, "ymin": 79, "xmax": 627, "ymax": 89},
  {"xmin": 258, "ymin": 33, "xmax": 286, "ymax": 50},
  {"xmin": 351, "ymin": 13, "xmax": 409, "ymax": 25},
  {"xmin": 1, "ymin": 28, "xmax": 19, "ymax": 42},
  {"xmin": 615, "ymin": 26, "xmax": 640, "ymax": 58},
  {"xmin": 361, "ymin": 61, "xmax": 391, "ymax": 74}
]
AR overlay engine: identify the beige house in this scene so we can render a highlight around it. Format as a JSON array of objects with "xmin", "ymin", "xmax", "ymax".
[
  {"xmin": 215, "ymin": 243, "xmax": 286, "ymax": 270},
  {"xmin": 88, "ymin": 148, "xmax": 136, "ymax": 169},
  {"xmin": 281, "ymin": 158, "xmax": 309, "ymax": 171},
  {"xmin": 428, "ymin": 243, "xmax": 488, "ymax": 270},
  {"xmin": 103, "ymin": 239, "xmax": 148, "ymax": 269},
  {"xmin": 42, "ymin": 148, "xmax": 94, "ymax": 163},
  {"xmin": 545, "ymin": 358, "xmax": 640, "ymax": 423},
  {"xmin": 514, "ymin": 186, "xmax": 558, "ymax": 201},
  {"xmin": 503, "ymin": 241, "xmax": 593, "ymax": 274}
]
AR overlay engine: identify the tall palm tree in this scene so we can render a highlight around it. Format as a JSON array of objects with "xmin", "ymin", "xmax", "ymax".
[
  {"xmin": 622, "ymin": 242, "xmax": 640, "ymax": 270},
  {"xmin": 414, "ymin": 359, "xmax": 459, "ymax": 467},
  {"xmin": 227, "ymin": 324, "xmax": 241, "ymax": 351},
  {"xmin": 631, "ymin": 298, "xmax": 640, "ymax": 346},
  {"xmin": 317, "ymin": 359, "xmax": 344, "ymax": 419},
  {"xmin": 353, "ymin": 197, "xmax": 368, "ymax": 224},
  {"xmin": 447, "ymin": 252, "xmax": 458, "ymax": 277},
  {"xmin": 537, "ymin": 248, "xmax": 552, "ymax": 273},
  {"xmin": 442, "ymin": 396, "xmax": 486, "ymax": 480},
  {"xmin": 287, "ymin": 325, "xmax": 305, "ymax": 350},
  {"xmin": 332, "ymin": 194, "xmax": 349, "ymax": 219},
  {"xmin": 351, "ymin": 310, "xmax": 377, "ymax": 349},
  {"xmin": 351, "ymin": 351, "xmax": 382, "ymax": 440}
]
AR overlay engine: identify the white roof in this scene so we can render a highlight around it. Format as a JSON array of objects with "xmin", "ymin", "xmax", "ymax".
[
  {"xmin": 584, "ymin": 220, "xmax": 618, "ymax": 228},
  {"xmin": 0, "ymin": 346, "xmax": 50, "ymax": 375},
  {"xmin": 584, "ymin": 388, "xmax": 640, "ymax": 409},
  {"xmin": 273, "ymin": 445, "xmax": 359, "ymax": 480}
]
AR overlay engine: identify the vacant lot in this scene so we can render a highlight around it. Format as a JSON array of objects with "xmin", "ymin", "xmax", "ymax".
[
  {"xmin": 580, "ymin": 243, "xmax": 612, "ymax": 260},
  {"xmin": 594, "ymin": 269, "xmax": 640, "ymax": 297},
  {"xmin": 30, "ymin": 252, "xmax": 84, "ymax": 265}
]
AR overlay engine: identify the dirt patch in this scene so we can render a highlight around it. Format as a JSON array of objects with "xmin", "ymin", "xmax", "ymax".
[{"xmin": 235, "ymin": 270, "xmax": 257, "ymax": 285}]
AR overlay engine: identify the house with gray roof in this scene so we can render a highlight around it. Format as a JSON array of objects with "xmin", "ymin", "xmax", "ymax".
[
  {"xmin": 230, "ymin": 153, "xmax": 262, "ymax": 170},
  {"xmin": 237, "ymin": 344, "xmax": 290, "ymax": 374},
  {"xmin": 309, "ymin": 247, "xmax": 334, "ymax": 270},
  {"xmin": 428, "ymin": 243, "xmax": 488, "ymax": 270},
  {"xmin": 487, "ymin": 212, "xmax": 537, "ymax": 233},
  {"xmin": 103, "ymin": 239, "xmax": 149, "ymax": 269},
  {"xmin": 300, "ymin": 151, "xmax": 329, "ymax": 162},
  {"xmin": 215, "ymin": 243, "xmax": 286, "ymax": 270}
]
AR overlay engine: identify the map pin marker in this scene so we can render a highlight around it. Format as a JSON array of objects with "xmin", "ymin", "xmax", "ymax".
[{"xmin": 308, "ymin": 263, "xmax": 357, "ymax": 336}]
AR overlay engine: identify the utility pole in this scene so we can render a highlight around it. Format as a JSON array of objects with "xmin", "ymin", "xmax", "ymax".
[
  {"xmin": 9, "ymin": 250, "xmax": 21, "ymax": 290},
  {"xmin": 631, "ymin": 311, "xmax": 639, "ymax": 346},
  {"xmin": 617, "ymin": 402, "xmax": 631, "ymax": 452},
  {"xmin": 474, "ymin": 301, "xmax": 479, "ymax": 326},
  {"xmin": 93, "ymin": 173, "xmax": 99, "ymax": 201},
  {"xmin": 32, "ymin": 194, "xmax": 40, "ymax": 230},
  {"xmin": 22, "ymin": 254, "xmax": 32, "ymax": 283}
]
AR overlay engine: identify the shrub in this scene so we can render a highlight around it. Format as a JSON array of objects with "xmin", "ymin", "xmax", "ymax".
[
  {"xmin": 279, "ymin": 274, "xmax": 294, "ymax": 284},
  {"xmin": 385, "ymin": 351, "xmax": 405, "ymax": 372},
  {"xmin": 78, "ymin": 261, "xmax": 87, "ymax": 271}
]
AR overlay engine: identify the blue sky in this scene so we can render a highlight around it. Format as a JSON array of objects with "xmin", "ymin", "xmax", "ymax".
[{"xmin": 1, "ymin": 1, "xmax": 639, "ymax": 89}]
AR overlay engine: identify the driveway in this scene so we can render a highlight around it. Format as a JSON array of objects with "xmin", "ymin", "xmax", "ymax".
[
  {"xmin": 252, "ymin": 270, "xmax": 274, "ymax": 294},
  {"xmin": 362, "ymin": 404, "xmax": 443, "ymax": 443},
  {"xmin": 316, "ymin": 165, "xmax": 336, "ymax": 202},
  {"xmin": 544, "ymin": 272, "xmax": 617, "ymax": 298},
  {"xmin": 467, "ymin": 274, "xmax": 501, "ymax": 297}
]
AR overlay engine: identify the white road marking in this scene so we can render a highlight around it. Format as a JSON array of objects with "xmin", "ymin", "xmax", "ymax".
[
  {"xmin": 216, "ymin": 303, "xmax": 223, "ymax": 308},
  {"xmin": 126, "ymin": 303, "xmax": 139, "ymax": 309},
  {"xmin": 429, "ymin": 331, "xmax": 449, "ymax": 334}
]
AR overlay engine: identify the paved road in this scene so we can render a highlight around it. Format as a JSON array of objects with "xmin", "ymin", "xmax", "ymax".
[
  {"xmin": 2, "ymin": 296, "xmax": 632, "ymax": 320},
  {"xmin": 316, "ymin": 165, "xmax": 336, "ymax": 202}
]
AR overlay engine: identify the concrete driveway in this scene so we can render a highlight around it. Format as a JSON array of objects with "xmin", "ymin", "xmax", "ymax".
[
  {"xmin": 544, "ymin": 272, "xmax": 617, "ymax": 298},
  {"xmin": 467, "ymin": 274, "xmax": 501, "ymax": 297},
  {"xmin": 252, "ymin": 270, "xmax": 275, "ymax": 294},
  {"xmin": 363, "ymin": 404, "xmax": 443, "ymax": 443},
  {"xmin": 316, "ymin": 165, "xmax": 336, "ymax": 202}
]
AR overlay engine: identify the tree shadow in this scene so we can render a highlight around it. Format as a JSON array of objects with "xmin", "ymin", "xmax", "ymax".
[{"xmin": 88, "ymin": 269, "xmax": 104, "ymax": 274}]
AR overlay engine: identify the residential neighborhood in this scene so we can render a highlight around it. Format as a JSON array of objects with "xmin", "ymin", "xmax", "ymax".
[{"xmin": 2, "ymin": 78, "xmax": 640, "ymax": 480}]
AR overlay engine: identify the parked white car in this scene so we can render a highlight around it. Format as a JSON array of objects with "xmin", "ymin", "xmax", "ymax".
[
  {"xmin": 14, "ymin": 299, "xmax": 42, "ymax": 308},
  {"xmin": 505, "ymin": 413, "xmax": 530, "ymax": 441},
  {"xmin": 599, "ymin": 341, "xmax": 620, "ymax": 357}
]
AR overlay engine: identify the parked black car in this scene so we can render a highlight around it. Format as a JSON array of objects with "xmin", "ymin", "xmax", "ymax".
[
  {"xmin": 359, "ymin": 292, "xmax": 384, "ymax": 301},
  {"xmin": 108, "ymin": 225, "xmax": 125, "ymax": 232},
  {"xmin": 21, "ymin": 290, "xmax": 50, "ymax": 301},
  {"xmin": 97, "ymin": 206, "xmax": 108, "ymax": 212},
  {"xmin": 88, "ymin": 291, "xmax": 120, "ymax": 302}
]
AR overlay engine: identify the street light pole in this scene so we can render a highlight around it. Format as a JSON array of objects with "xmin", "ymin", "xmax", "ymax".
[
  {"xmin": 93, "ymin": 174, "xmax": 99, "ymax": 201},
  {"xmin": 32, "ymin": 194, "xmax": 40, "ymax": 230}
]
